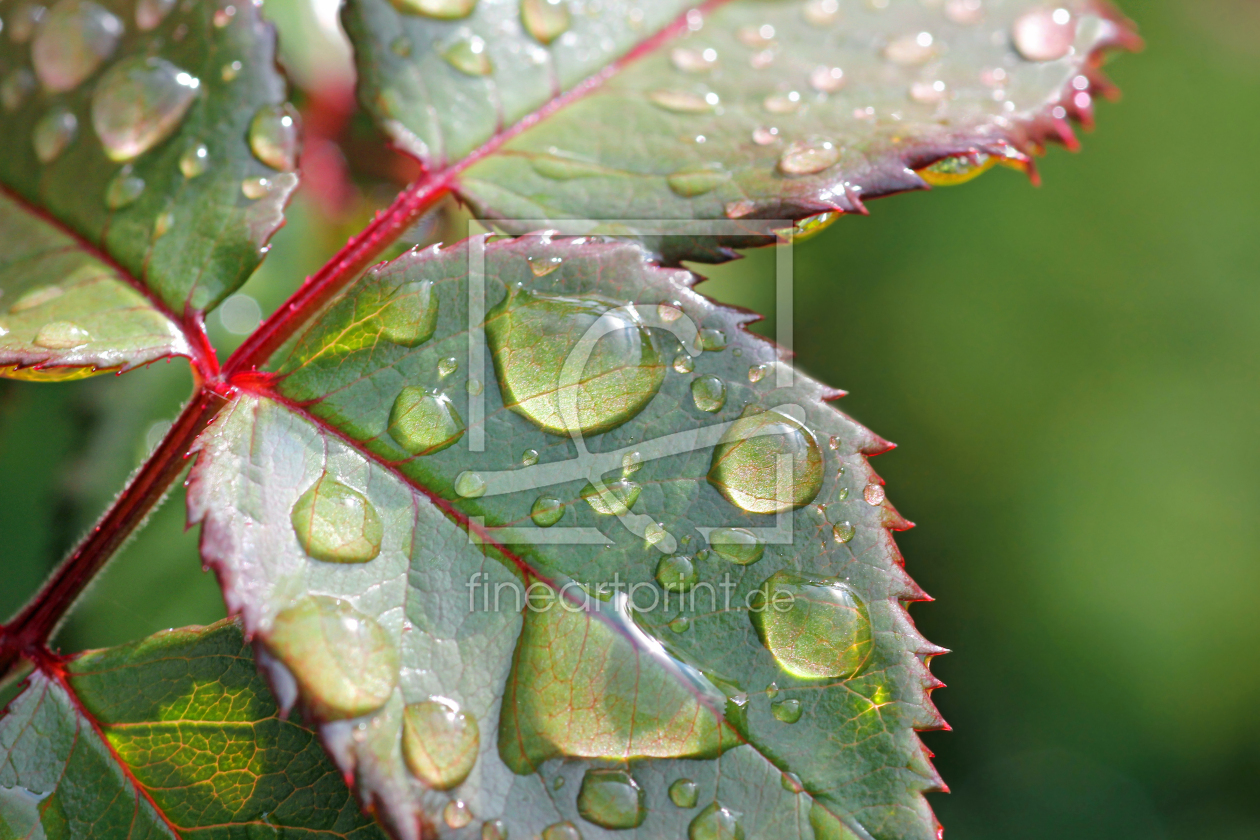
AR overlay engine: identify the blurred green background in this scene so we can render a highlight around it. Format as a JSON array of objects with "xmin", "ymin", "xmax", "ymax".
[{"xmin": 2, "ymin": 0, "xmax": 1257, "ymax": 837}]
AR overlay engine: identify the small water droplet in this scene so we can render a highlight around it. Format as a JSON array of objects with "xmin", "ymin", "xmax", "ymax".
[
  {"xmin": 455, "ymin": 471, "xmax": 486, "ymax": 499},
  {"xmin": 736, "ymin": 23, "xmax": 774, "ymax": 48},
  {"xmin": 763, "ymin": 91, "xmax": 801, "ymax": 114},
  {"xmin": 1013, "ymin": 7, "xmax": 1075, "ymax": 62},
  {"xmin": 178, "ymin": 141, "xmax": 208, "ymax": 177},
  {"xmin": 667, "ymin": 163, "xmax": 729, "ymax": 198},
  {"xmin": 33, "ymin": 320, "xmax": 91, "ymax": 349},
  {"xmin": 482, "ymin": 820, "xmax": 507, "ymax": 840},
  {"xmin": 673, "ymin": 353, "xmax": 695, "ymax": 374},
  {"xmin": 402, "ymin": 698, "xmax": 479, "ymax": 790},
  {"xmin": 691, "ymin": 375, "xmax": 727, "ymax": 413},
  {"xmin": 521, "ymin": 448, "xmax": 540, "ymax": 466},
  {"xmin": 708, "ymin": 527, "xmax": 763, "ymax": 566},
  {"xmin": 781, "ymin": 211, "xmax": 838, "ymax": 242},
  {"xmin": 836, "ymin": 486, "xmax": 849, "ymax": 501},
  {"xmin": 751, "ymin": 126, "xmax": 778, "ymax": 145},
  {"xmin": 669, "ymin": 778, "xmax": 699, "ymax": 809},
  {"xmin": 291, "ymin": 475, "xmax": 383, "ymax": 563},
  {"xmin": 248, "ymin": 103, "xmax": 300, "ymax": 171},
  {"xmin": 553, "ymin": 776, "xmax": 566, "ymax": 791},
  {"xmin": 655, "ymin": 554, "xmax": 697, "ymax": 592},
  {"xmin": 212, "ymin": 4, "xmax": 235, "ymax": 27},
  {"xmin": 802, "ymin": 0, "xmax": 839, "ymax": 26},
  {"xmin": 32, "ymin": 108, "xmax": 77, "ymax": 163},
  {"xmin": 135, "ymin": 0, "xmax": 174, "ymax": 30},
  {"xmin": 671, "ymin": 46, "xmax": 718, "ymax": 73},
  {"xmin": 581, "ymin": 478, "xmax": 640, "ymax": 515},
  {"xmin": 657, "ymin": 302, "xmax": 683, "ymax": 322},
  {"xmin": 698, "ymin": 328, "xmax": 726, "ymax": 352},
  {"xmin": 31, "ymin": 0, "xmax": 123, "ymax": 93},
  {"xmin": 220, "ymin": 60, "xmax": 242, "ymax": 81},
  {"xmin": 530, "ymin": 495, "xmax": 564, "ymax": 527},
  {"xmin": 945, "ymin": 0, "xmax": 983, "ymax": 25},
  {"xmin": 521, "ymin": 0, "xmax": 569, "ymax": 44},
  {"xmin": 390, "ymin": 35, "xmax": 412, "ymax": 57},
  {"xmin": 153, "ymin": 209, "xmax": 173, "ymax": 237},
  {"xmin": 466, "ymin": 378, "xmax": 483, "ymax": 396},
  {"xmin": 781, "ymin": 772, "xmax": 804, "ymax": 793},
  {"xmin": 725, "ymin": 200, "xmax": 755, "ymax": 219},
  {"xmin": 442, "ymin": 800, "xmax": 472, "ymax": 829},
  {"xmin": 771, "ymin": 697, "xmax": 802, "ymax": 723},
  {"xmin": 105, "ymin": 166, "xmax": 145, "ymax": 209},
  {"xmin": 265, "ymin": 595, "xmax": 398, "ymax": 719},
  {"xmin": 832, "ymin": 521, "xmax": 855, "ymax": 544},
  {"xmin": 241, "ymin": 176, "xmax": 272, "ymax": 199},
  {"xmin": 689, "ymin": 802, "xmax": 744, "ymax": 840},
  {"xmin": 669, "ymin": 616, "xmax": 691, "ymax": 633},
  {"xmin": 528, "ymin": 255, "xmax": 563, "ymax": 277},
  {"xmin": 863, "ymin": 482, "xmax": 885, "ymax": 505},
  {"xmin": 378, "ymin": 279, "xmax": 438, "ymax": 347},
  {"xmin": 648, "ymin": 89, "xmax": 715, "ymax": 114},
  {"xmin": 747, "ymin": 364, "xmax": 767, "ymax": 383},
  {"xmin": 2, "ymin": 69, "xmax": 37, "ymax": 112},
  {"xmin": 388, "ymin": 388, "xmax": 464, "ymax": 455},
  {"xmin": 443, "ymin": 34, "xmax": 492, "ymax": 76},
  {"xmin": 91, "ymin": 56, "xmax": 200, "ymax": 162},
  {"xmin": 885, "ymin": 31, "xmax": 936, "ymax": 65},
  {"xmin": 778, "ymin": 139, "xmax": 840, "ymax": 176},
  {"xmin": 542, "ymin": 822, "xmax": 581, "ymax": 840},
  {"xmin": 621, "ymin": 450, "xmax": 643, "ymax": 476},
  {"xmin": 910, "ymin": 79, "xmax": 948, "ymax": 104},
  {"xmin": 708, "ymin": 409, "xmax": 824, "ymax": 513},
  {"xmin": 438, "ymin": 356, "xmax": 459, "ymax": 378},
  {"xmin": 394, "ymin": 0, "xmax": 475, "ymax": 19},
  {"xmin": 644, "ymin": 521, "xmax": 668, "ymax": 547},
  {"xmin": 809, "ymin": 65, "xmax": 845, "ymax": 93},
  {"xmin": 577, "ymin": 769, "xmax": 645, "ymax": 829},
  {"xmin": 750, "ymin": 571, "xmax": 872, "ymax": 679}
]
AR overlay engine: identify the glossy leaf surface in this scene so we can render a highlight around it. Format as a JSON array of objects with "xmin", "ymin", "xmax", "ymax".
[
  {"xmin": 187, "ymin": 236, "xmax": 944, "ymax": 840},
  {"xmin": 0, "ymin": 619, "xmax": 385, "ymax": 839}
]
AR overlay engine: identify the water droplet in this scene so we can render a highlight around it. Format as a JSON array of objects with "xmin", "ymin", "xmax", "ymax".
[
  {"xmin": 220, "ymin": 60, "xmax": 242, "ymax": 81},
  {"xmin": 1013, "ymin": 7, "xmax": 1075, "ymax": 62},
  {"xmin": 265, "ymin": 595, "xmax": 398, "ymax": 719},
  {"xmin": 482, "ymin": 820, "xmax": 507, "ymax": 840},
  {"xmin": 620, "ymin": 451, "xmax": 643, "ymax": 477},
  {"xmin": 691, "ymin": 375, "xmax": 726, "ymax": 413},
  {"xmin": 2, "ymin": 69, "xmax": 37, "ymax": 112},
  {"xmin": 378, "ymin": 279, "xmax": 438, "ymax": 347},
  {"xmin": 763, "ymin": 91, "xmax": 800, "ymax": 115},
  {"xmin": 671, "ymin": 46, "xmax": 718, "ymax": 73},
  {"xmin": 648, "ymin": 89, "xmax": 715, "ymax": 114},
  {"xmin": 438, "ymin": 356, "xmax": 459, "ymax": 377},
  {"xmin": 673, "ymin": 354, "xmax": 695, "ymax": 374},
  {"xmin": 402, "ymin": 698, "xmax": 479, "ymax": 790},
  {"xmin": 388, "ymin": 388, "xmax": 464, "ymax": 455},
  {"xmin": 529, "ymin": 255, "xmax": 563, "ymax": 276},
  {"xmin": 553, "ymin": 776, "xmax": 566, "ymax": 791},
  {"xmin": 394, "ymin": 0, "xmax": 475, "ymax": 19},
  {"xmin": 542, "ymin": 823, "xmax": 581, "ymax": 840},
  {"xmin": 698, "ymin": 328, "xmax": 726, "ymax": 352},
  {"xmin": 577, "ymin": 769, "xmax": 646, "ymax": 829},
  {"xmin": 835, "ymin": 486, "xmax": 849, "ymax": 501},
  {"xmin": 809, "ymin": 65, "xmax": 845, "ymax": 93},
  {"xmin": 581, "ymin": 478, "xmax": 640, "ymax": 515},
  {"xmin": 455, "ymin": 471, "xmax": 486, "ymax": 499},
  {"xmin": 669, "ymin": 778, "xmax": 699, "ymax": 809},
  {"xmin": 33, "ymin": 320, "xmax": 91, "ymax": 349},
  {"xmin": 910, "ymin": 79, "xmax": 948, "ymax": 104},
  {"xmin": 778, "ymin": 140, "xmax": 840, "ymax": 176},
  {"xmin": 522, "ymin": 448, "xmax": 540, "ymax": 466},
  {"xmin": 644, "ymin": 521, "xmax": 668, "ymax": 547},
  {"xmin": 864, "ymin": 483, "xmax": 885, "ymax": 505},
  {"xmin": 751, "ymin": 126, "xmax": 778, "ymax": 145},
  {"xmin": 91, "ymin": 56, "xmax": 200, "ymax": 162},
  {"xmin": 781, "ymin": 772, "xmax": 804, "ymax": 793},
  {"xmin": 466, "ymin": 378, "xmax": 483, "ymax": 396},
  {"xmin": 736, "ymin": 23, "xmax": 774, "ymax": 48},
  {"xmin": 885, "ymin": 32, "xmax": 936, "ymax": 65},
  {"xmin": 31, "ymin": 0, "xmax": 123, "ymax": 93},
  {"xmin": 178, "ymin": 141, "xmax": 208, "ymax": 177},
  {"xmin": 135, "ymin": 0, "xmax": 174, "ymax": 30},
  {"xmin": 655, "ymin": 554, "xmax": 697, "ymax": 592},
  {"xmin": 725, "ymin": 200, "xmax": 755, "ymax": 219},
  {"xmin": 10, "ymin": 285, "xmax": 62, "ymax": 313},
  {"xmin": 689, "ymin": 802, "xmax": 744, "ymax": 840},
  {"xmin": 212, "ymin": 4, "xmax": 234, "ymax": 26},
  {"xmin": 802, "ymin": 0, "xmax": 839, "ymax": 26},
  {"xmin": 153, "ymin": 209, "xmax": 173, "ymax": 237},
  {"xmin": 771, "ymin": 698, "xmax": 802, "ymax": 723},
  {"xmin": 669, "ymin": 616, "xmax": 692, "ymax": 633},
  {"xmin": 443, "ymin": 34, "xmax": 492, "ymax": 76},
  {"xmin": 747, "ymin": 364, "xmax": 767, "ymax": 383},
  {"xmin": 832, "ymin": 521, "xmax": 855, "ymax": 544},
  {"xmin": 104, "ymin": 166, "xmax": 145, "ymax": 209},
  {"xmin": 390, "ymin": 35, "xmax": 412, "ymax": 57},
  {"xmin": 486, "ymin": 286, "xmax": 665, "ymax": 436},
  {"xmin": 945, "ymin": 0, "xmax": 983, "ymax": 25},
  {"xmin": 667, "ymin": 163, "xmax": 729, "ymax": 198},
  {"xmin": 708, "ymin": 528, "xmax": 763, "ymax": 566},
  {"xmin": 291, "ymin": 475, "xmax": 383, "ymax": 563},
  {"xmin": 708, "ymin": 409, "xmax": 824, "ymax": 513},
  {"xmin": 241, "ymin": 176, "xmax": 273, "ymax": 199},
  {"xmin": 32, "ymin": 108, "xmax": 77, "ymax": 163},
  {"xmin": 521, "ymin": 0, "xmax": 569, "ymax": 44},
  {"xmin": 750, "ymin": 571, "xmax": 872, "ymax": 679},
  {"xmin": 443, "ymin": 801, "xmax": 472, "ymax": 829},
  {"xmin": 530, "ymin": 495, "xmax": 564, "ymax": 527},
  {"xmin": 782, "ymin": 211, "xmax": 838, "ymax": 242},
  {"xmin": 248, "ymin": 103, "xmax": 300, "ymax": 172}
]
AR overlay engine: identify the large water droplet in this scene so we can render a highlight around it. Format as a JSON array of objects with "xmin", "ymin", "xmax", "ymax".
[
  {"xmin": 443, "ymin": 34, "xmax": 492, "ymax": 76},
  {"xmin": 291, "ymin": 475, "xmax": 384, "ymax": 563},
  {"xmin": 34, "ymin": 320, "xmax": 91, "ymax": 349},
  {"xmin": 179, "ymin": 141, "xmax": 208, "ymax": 178},
  {"xmin": 708, "ymin": 409, "xmax": 824, "ymax": 513},
  {"xmin": 771, "ymin": 697, "xmax": 802, "ymax": 723},
  {"xmin": 708, "ymin": 527, "xmax": 763, "ymax": 566},
  {"xmin": 748, "ymin": 364, "xmax": 767, "ymax": 383},
  {"xmin": 778, "ymin": 140, "xmax": 840, "ymax": 176},
  {"xmin": 832, "ymin": 521, "xmax": 855, "ymax": 544},
  {"xmin": 750, "ymin": 571, "xmax": 872, "ymax": 679},
  {"xmin": 91, "ymin": 56, "xmax": 200, "ymax": 162},
  {"xmin": 266, "ymin": 595, "xmax": 398, "ymax": 719},
  {"xmin": 1012, "ymin": 7, "xmax": 1075, "ymax": 62},
  {"xmin": 31, "ymin": 0, "xmax": 122, "ymax": 93},
  {"xmin": 522, "ymin": 448, "xmax": 540, "ymax": 466},
  {"xmin": 443, "ymin": 801, "xmax": 472, "ymax": 829},
  {"xmin": 521, "ymin": 0, "xmax": 569, "ymax": 44},
  {"xmin": 402, "ymin": 697, "xmax": 479, "ymax": 790},
  {"xmin": 531, "ymin": 495, "xmax": 564, "ymax": 527},
  {"xmin": 698, "ymin": 328, "xmax": 726, "ymax": 352},
  {"xmin": 577, "ymin": 769, "xmax": 645, "ymax": 829},
  {"xmin": 648, "ymin": 89, "xmax": 715, "ymax": 114},
  {"xmin": 2, "ymin": 69, "xmax": 37, "ymax": 112},
  {"xmin": 248, "ymin": 103, "xmax": 300, "ymax": 172},
  {"xmin": 667, "ymin": 163, "xmax": 729, "ymax": 197},
  {"xmin": 918, "ymin": 152, "xmax": 996, "ymax": 187},
  {"xmin": 691, "ymin": 375, "xmax": 727, "ymax": 413},
  {"xmin": 104, "ymin": 166, "xmax": 145, "ymax": 209},
  {"xmin": 673, "ymin": 354, "xmax": 695, "ymax": 374},
  {"xmin": 689, "ymin": 803, "xmax": 744, "ymax": 840},
  {"xmin": 621, "ymin": 450, "xmax": 642, "ymax": 476},
  {"xmin": 669, "ymin": 778, "xmax": 699, "ymax": 808},
  {"xmin": 32, "ymin": 108, "xmax": 77, "ymax": 163},
  {"xmin": 388, "ymin": 388, "xmax": 464, "ymax": 455},
  {"xmin": 135, "ymin": 0, "xmax": 174, "ymax": 30},
  {"xmin": 656, "ymin": 554, "xmax": 697, "ymax": 592},
  {"xmin": 581, "ymin": 478, "xmax": 640, "ymax": 515},
  {"xmin": 438, "ymin": 356, "xmax": 459, "ymax": 378},
  {"xmin": 486, "ymin": 286, "xmax": 665, "ymax": 436},
  {"xmin": 454, "ymin": 470, "xmax": 486, "ymax": 498},
  {"xmin": 542, "ymin": 823, "xmax": 581, "ymax": 840},
  {"xmin": 863, "ymin": 482, "xmax": 885, "ymax": 505},
  {"xmin": 393, "ymin": 0, "xmax": 475, "ymax": 19},
  {"xmin": 378, "ymin": 279, "xmax": 438, "ymax": 347}
]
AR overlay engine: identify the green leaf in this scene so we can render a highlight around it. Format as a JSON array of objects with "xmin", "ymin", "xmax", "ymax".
[
  {"xmin": 0, "ymin": 0, "xmax": 297, "ymax": 376},
  {"xmin": 0, "ymin": 619, "xmax": 385, "ymax": 839},
  {"xmin": 187, "ymin": 236, "xmax": 944, "ymax": 840}
]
